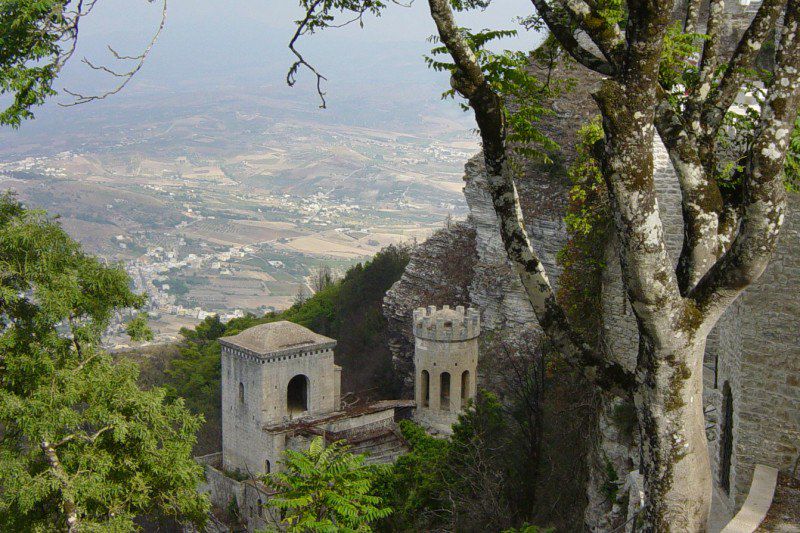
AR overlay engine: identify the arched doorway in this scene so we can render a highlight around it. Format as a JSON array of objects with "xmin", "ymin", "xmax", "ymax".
[
  {"xmin": 287, "ymin": 375, "xmax": 310, "ymax": 418},
  {"xmin": 720, "ymin": 381, "xmax": 734, "ymax": 493},
  {"xmin": 421, "ymin": 370, "xmax": 430, "ymax": 407},
  {"xmin": 440, "ymin": 372, "xmax": 451, "ymax": 411},
  {"xmin": 461, "ymin": 370, "xmax": 470, "ymax": 408}
]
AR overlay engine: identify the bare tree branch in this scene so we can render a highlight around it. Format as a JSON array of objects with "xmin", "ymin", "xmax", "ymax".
[
  {"xmin": 699, "ymin": 0, "xmax": 785, "ymax": 143},
  {"xmin": 654, "ymin": 89, "xmax": 725, "ymax": 293},
  {"xmin": 60, "ymin": 0, "xmax": 168, "ymax": 106},
  {"xmin": 41, "ymin": 441, "xmax": 80, "ymax": 532},
  {"xmin": 287, "ymin": 0, "xmax": 329, "ymax": 108},
  {"xmin": 683, "ymin": 0, "xmax": 703, "ymax": 33},
  {"xmin": 528, "ymin": 0, "xmax": 617, "ymax": 75},
  {"xmin": 562, "ymin": 0, "xmax": 624, "ymax": 63}
]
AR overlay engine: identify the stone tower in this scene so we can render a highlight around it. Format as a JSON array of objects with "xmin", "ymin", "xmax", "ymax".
[
  {"xmin": 218, "ymin": 321, "xmax": 341, "ymax": 475},
  {"xmin": 413, "ymin": 305, "xmax": 480, "ymax": 434}
]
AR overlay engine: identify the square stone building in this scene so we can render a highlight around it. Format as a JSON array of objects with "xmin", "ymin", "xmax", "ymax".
[
  {"xmin": 198, "ymin": 320, "xmax": 415, "ymax": 530},
  {"xmin": 219, "ymin": 321, "xmax": 341, "ymax": 476}
]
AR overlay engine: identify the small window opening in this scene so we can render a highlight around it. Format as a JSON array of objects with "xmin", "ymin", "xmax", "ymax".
[
  {"xmin": 440, "ymin": 372, "xmax": 451, "ymax": 411},
  {"xmin": 421, "ymin": 370, "xmax": 430, "ymax": 408},
  {"xmin": 461, "ymin": 370, "xmax": 471, "ymax": 408}
]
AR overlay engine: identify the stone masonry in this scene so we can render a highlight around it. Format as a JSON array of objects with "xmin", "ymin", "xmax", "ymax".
[
  {"xmin": 412, "ymin": 305, "xmax": 480, "ymax": 434},
  {"xmin": 219, "ymin": 321, "xmax": 340, "ymax": 476}
]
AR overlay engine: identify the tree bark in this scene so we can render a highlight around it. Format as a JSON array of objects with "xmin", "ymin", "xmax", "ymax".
[
  {"xmin": 636, "ymin": 337, "xmax": 712, "ymax": 531},
  {"xmin": 41, "ymin": 440, "xmax": 79, "ymax": 532}
]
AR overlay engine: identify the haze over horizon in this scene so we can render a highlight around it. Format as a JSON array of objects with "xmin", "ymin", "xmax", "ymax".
[{"xmin": 2, "ymin": 0, "xmax": 542, "ymax": 152}]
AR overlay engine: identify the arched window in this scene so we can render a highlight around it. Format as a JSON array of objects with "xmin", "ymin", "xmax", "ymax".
[
  {"xmin": 238, "ymin": 382, "xmax": 244, "ymax": 404},
  {"xmin": 720, "ymin": 381, "xmax": 734, "ymax": 494},
  {"xmin": 257, "ymin": 499, "xmax": 263, "ymax": 517},
  {"xmin": 440, "ymin": 372, "xmax": 451, "ymax": 411},
  {"xmin": 287, "ymin": 374, "xmax": 310, "ymax": 417},
  {"xmin": 421, "ymin": 370, "xmax": 430, "ymax": 408},
  {"xmin": 264, "ymin": 460, "xmax": 271, "ymax": 474},
  {"xmin": 461, "ymin": 370, "xmax": 471, "ymax": 408}
]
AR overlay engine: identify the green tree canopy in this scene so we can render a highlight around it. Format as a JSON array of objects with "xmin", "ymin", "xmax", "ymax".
[
  {"xmin": 265, "ymin": 436, "xmax": 391, "ymax": 532},
  {"xmin": 0, "ymin": 195, "xmax": 208, "ymax": 531}
]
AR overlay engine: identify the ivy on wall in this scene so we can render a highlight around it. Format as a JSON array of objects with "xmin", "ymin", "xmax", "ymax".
[{"xmin": 556, "ymin": 117, "xmax": 611, "ymax": 350}]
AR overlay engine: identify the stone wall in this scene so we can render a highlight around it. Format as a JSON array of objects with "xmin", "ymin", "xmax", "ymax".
[
  {"xmin": 221, "ymin": 350, "xmax": 274, "ymax": 475},
  {"xmin": 412, "ymin": 307, "xmax": 479, "ymax": 434},
  {"xmin": 719, "ymin": 193, "xmax": 800, "ymax": 506},
  {"xmin": 197, "ymin": 456, "xmax": 282, "ymax": 533},
  {"xmin": 221, "ymin": 344, "xmax": 338, "ymax": 476}
]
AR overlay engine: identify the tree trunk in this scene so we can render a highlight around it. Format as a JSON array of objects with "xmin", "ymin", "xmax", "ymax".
[
  {"xmin": 41, "ymin": 440, "xmax": 80, "ymax": 532},
  {"xmin": 636, "ymin": 337, "xmax": 712, "ymax": 532}
]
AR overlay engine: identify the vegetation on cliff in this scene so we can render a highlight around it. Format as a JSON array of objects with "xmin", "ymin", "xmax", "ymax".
[
  {"xmin": 556, "ymin": 118, "xmax": 610, "ymax": 350},
  {"xmin": 375, "ymin": 391, "xmax": 546, "ymax": 532}
]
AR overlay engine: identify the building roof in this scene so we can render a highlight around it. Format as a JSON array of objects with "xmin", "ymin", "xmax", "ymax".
[{"xmin": 219, "ymin": 321, "xmax": 335, "ymax": 356}]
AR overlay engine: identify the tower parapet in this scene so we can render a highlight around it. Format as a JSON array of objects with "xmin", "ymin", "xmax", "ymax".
[{"xmin": 412, "ymin": 305, "xmax": 481, "ymax": 342}]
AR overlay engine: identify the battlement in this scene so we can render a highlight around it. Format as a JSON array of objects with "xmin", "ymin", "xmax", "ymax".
[{"xmin": 412, "ymin": 305, "xmax": 480, "ymax": 342}]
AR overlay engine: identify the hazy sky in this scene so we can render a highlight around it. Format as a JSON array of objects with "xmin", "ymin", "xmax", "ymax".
[
  {"xmin": 1, "ymin": 0, "xmax": 544, "ymax": 147},
  {"xmin": 56, "ymin": 0, "xmax": 542, "ymax": 104}
]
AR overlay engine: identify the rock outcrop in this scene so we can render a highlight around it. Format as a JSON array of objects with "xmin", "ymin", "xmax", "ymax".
[{"xmin": 383, "ymin": 222, "xmax": 476, "ymax": 394}]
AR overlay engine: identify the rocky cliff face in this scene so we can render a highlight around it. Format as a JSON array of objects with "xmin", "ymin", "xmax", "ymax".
[
  {"xmin": 382, "ymin": 62, "xmax": 610, "ymax": 528},
  {"xmin": 383, "ymin": 222, "xmax": 476, "ymax": 394},
  {"xmin": 383, "ymin": 59, "xmax": 604, "ymax": 387}
]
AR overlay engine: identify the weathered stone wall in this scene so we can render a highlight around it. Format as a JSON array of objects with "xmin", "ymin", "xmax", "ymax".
[
  {"xmin": 221, "ymin": 349, "xmax": 275, "ymax": 475},
  {"xmin": 721, "ymin": 193, "xmax": 800, "ymax": 506},
  {"xmin": 196, "ymin": 453, "xmax": 245, "ymax": 518},
  {"xmin": 412, "ymin": 306, "xmax": 480, "ymax": 434},
  {"xmin": 198, "ymin": 457, "xmax": 282, "ymax": 533},
  {"xmin": 221, "ymin": 344, "xmax": 338, "ymax": 476}
]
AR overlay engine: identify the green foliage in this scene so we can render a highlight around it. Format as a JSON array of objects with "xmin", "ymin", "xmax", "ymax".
[
  {"xmin": 502, "ymin": 526, "xmax": 552, "ymax": 533},
  {"xmin": 0, "ymin": 195, "xmax": 209, "ymax": 530},
  {"xmin": 377, "ymin": 391, "xmax": 545, "ymax": 531},
  {"xmin": 593, "ymin": 0, "xmax": 625, "ymax": 26},
  {"xmin": 449, "ymin": 0, "xmax": 492, "ymax": 11},
  {"xmin": 714, "ymin": 85, "xmax": 800, "ymax": 194},
  {"xmin": 557, "ymin": 118, "xmax": 610, "ymax": 347},
  {"xmin": 227, "ymin": 495, "xmax": 242, "ymax": 525},
  {"xmin": 0, "ymin": 0, "xmax": 71, "ymax": 126},
  {"xmin": 264, "ymin": 436, "xmax": 391, "ymax": 532},
  {"xmin": 375, "ymin": 420, "xmax": 450, "ymax": 529},
  {"xmin": 425, "ymin": 27, "xmax": 563, "ymax": 161},
  {"xmin": 601, "ymin": 458, "xmax": 620, "ymax": 502},
  {"xmin": 126, "ymin": 312, "xmax": 154, "ymax": 342},
  {"xmin": 785, "ymin": 116, "xmax": 800, "ymax": 193},
  {"xmin": 293, "ymin": 0, "xmax": 387, "ymax": 35},
  {"xmin": 659, "ymin": 22, "xmax": 707, "ymax": 93}
]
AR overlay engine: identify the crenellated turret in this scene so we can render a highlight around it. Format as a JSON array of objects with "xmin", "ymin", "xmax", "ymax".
[
  {"xmin": 412, "ymin": 305, "xmax": 481, "ymax": 342},
  {"xmin": 412, "ymin": 305, "xmax": 480, "ymax": 435}
]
